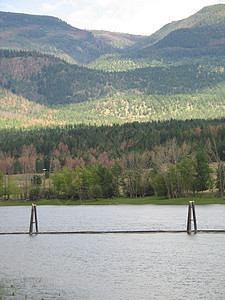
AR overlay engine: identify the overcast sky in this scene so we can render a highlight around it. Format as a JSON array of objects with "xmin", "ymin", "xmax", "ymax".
[{"xmin": 1, "ymin": 0, "xmax": 225, "ymax": 35}]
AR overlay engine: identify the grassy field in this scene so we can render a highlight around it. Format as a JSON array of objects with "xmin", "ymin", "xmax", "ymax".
[{"xmin": 0, "ymin": 196, "xmax": 224, "ymax": 206}]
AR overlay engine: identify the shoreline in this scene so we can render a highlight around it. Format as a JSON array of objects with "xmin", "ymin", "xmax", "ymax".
[{"xmin": 0, "ymin": 196, "xmax": 225, "ymax": 206}]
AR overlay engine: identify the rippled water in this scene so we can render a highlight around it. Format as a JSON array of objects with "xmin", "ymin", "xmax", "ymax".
[{"xmin": 0, "ymin": 205, "xmax": 225, "ymax": 299}]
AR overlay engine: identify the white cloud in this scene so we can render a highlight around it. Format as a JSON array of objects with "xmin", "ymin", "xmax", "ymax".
[
  {"xmin": 0, "ymin": 1, "xmax": 14, "ymax": 11},
  {"xmin": 65, "ymin": 0, "xmax": 148, "ymax": 34},
  {"xmin": 63, "ymin": 0, "xmax": 225, "ymax": 35},
  {"xmin": 1, "ymin": 0, "xmax": 225, "ymax": 35},
  {"xmin": 41, "ymin": 0, "xmax": 77, "ymax": 12}
]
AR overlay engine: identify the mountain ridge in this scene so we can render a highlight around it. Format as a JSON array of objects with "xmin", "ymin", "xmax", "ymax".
[
  {"xmin": 1, "ymin": 4, "xmax": 225, "ymax": 65},
  {"xmin": 1, "ymin": 4, "xmax": 225, "ymax": 128},
  {"xmin": 0, "ymin": 10, "xmax": 115, "ymax": 65},
  {"xmin": 126, "ymin": 4, "xmax": 225, "ymax": 51}
]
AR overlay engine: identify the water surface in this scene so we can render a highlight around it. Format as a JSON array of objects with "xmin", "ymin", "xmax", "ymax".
[{"xmin": 0, "ymin": 205, "xmax": 224, "ymax": 299}]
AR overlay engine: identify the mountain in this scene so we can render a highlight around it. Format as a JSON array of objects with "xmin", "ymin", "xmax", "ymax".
[
  {"xmin": 1, "ymin": 49, "xmax": 225, "ymax": 107},
  {"xmin": 91, "ymin": 4, "xmax": 225, "ymax": 71},
  {"xmin": 0, "ymin": 49, "xmax": 114, "ymax": 105},
  {"xmin": 1, "ymin": 4, "xmax": 225, "ymax": 68},
  {"xmin": 130, "ymin": 4, "xmax": 225, "ymax": 63},
  {"xmin": 0, "ymin": 11, "xmax": 115, "ymax": 65},
  {"xmin": 137, "ymin": 24, "xmax": 225, "ymax": 62},
  {"xmin": 90, "ymin": 30, "xmax": 146, "ymax": 50},
  {"xmin": 129, "ymin": 4, "xmax": 225, "ymax": 52},
  {"xmin": 1, "ymin": 4, "xmax": 225, "ymax": 128}
]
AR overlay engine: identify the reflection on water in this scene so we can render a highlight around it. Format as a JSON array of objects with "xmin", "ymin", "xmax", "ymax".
[
  {"xmin": 0, "ymin": 205, "xmax": 225, "ymax": 299},
  {"xmin": 0, "ymin": 204, "xmax": 225, "ymax": 233}
]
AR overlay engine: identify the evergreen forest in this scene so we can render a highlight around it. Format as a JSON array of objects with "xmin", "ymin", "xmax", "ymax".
[{"xmin": 0, "ymin": 118, "xmax": 225, "ymax": 201}]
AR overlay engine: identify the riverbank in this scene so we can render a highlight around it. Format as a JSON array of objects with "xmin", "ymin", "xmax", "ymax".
[{"xmin": 0, "ymin": 195, "xmax": 225, "ymax": 206}]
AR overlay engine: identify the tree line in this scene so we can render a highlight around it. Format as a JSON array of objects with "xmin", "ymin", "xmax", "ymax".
[
  {"xmin": 0, "ymin": 139, "xmax": 224, "ymax": 201},
  {"xmin": 0, "ymin": 118, "xmax": 225, "ymax": 201},
  {"xmin": 0, "ymin": 118, "xmax": 225, "ymax": 162}
]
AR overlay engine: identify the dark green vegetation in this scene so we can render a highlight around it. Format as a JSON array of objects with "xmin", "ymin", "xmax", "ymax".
[
  {"xmin": 0, "ymin": 119, "xmax": 225, "ymax": 201},
  {"xmin": 0, "ymin": 5, "xmax": 225, "ymax": 203},
  {"xmin": 0, "ymin": 49, "xmax": 112, "ymax": 105},
  {"xmin": 1, "ymin": 49, "xmax": 225, "ymax": 108},
  {"xmin": 1, "ymin": 118, "xmax": 225, "ymax": 161}
]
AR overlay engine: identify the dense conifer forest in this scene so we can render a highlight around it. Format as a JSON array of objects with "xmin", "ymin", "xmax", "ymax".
[{"xmin": 0, "ymin": 118, "xmax": 225, "ymax": 201}]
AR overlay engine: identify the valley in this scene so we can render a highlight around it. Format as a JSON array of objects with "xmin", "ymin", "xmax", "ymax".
[{"xmin": 0, "ymin": 4, "xmax": 225, "ymax": 201}]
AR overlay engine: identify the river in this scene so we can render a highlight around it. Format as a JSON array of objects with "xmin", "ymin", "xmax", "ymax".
[{"xmin": 0, "ymin": 205, "xmax": 225, "ymax": 299}]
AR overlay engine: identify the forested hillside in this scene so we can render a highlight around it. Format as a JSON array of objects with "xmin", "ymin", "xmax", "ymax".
[
  {"xmin": 1, "ymin": 49, "xmax": 225, "ymax": 107},
  {"xmin": 0, "ymin": 11, "xmax": 115, "ymax": 64},
  {"xmin": 2, "ymin": 4, "xmax": 225, "ymax": 70},
  {"xmin": 1, "ymin": 5, "xmax": 225, "ymax": 122},
  {"xmin": 90, "ymin": 30, "xmax": 146, "ymax": 49},
  {"xmin": 0, "ymin": 49, "xmax": 225, "ymax": 129},
  {"xmin": 0, "ymin": 49, "xmax": 112, "ymax": 105},
  {"xmin": 91, "ymin": 4, "xmax": 225, "ymax": 72},
  {"xmin": 1, "ymin": 83, "xmax": 225, "ymax": 129},
  {"xmin": 130, "ymin": 4, "xmax": 225, "ymax": 51}
]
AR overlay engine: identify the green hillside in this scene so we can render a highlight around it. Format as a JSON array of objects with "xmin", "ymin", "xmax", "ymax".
[
  {"xmin": 137, "ymin": 25, "xmax": 225, "ymax": 62},
  {"xmin": 0, "ymin": 11, "xmax": 115, "ymax": 64},
  {"xmin": 128, "ymin": 4, "xmax": 225, "ymax": 52},
  {"xmin": 90, "ymin": 4, "xmax": 225, "ymax": 72},
  {"xmin": 1, "ymin": 80, "xmax": 225, "ymax": 129},
  {"xmin": 0, "ymin": 4, "xmax": 225, "ymax": 125},
  {"xmin": 1, "ymin": 49, "xmax": 225, "ymax": 107},
  {"xmin": 0, "ymin": 49, "xmax": 113, "ymax": 105},
  {"xmin": 90, "ymin": 30, "xmax": 146, "ymax": 49}
]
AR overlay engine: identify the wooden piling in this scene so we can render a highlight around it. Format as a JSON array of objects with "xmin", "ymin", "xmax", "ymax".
[
  {"xmin": 192, "ymin": 202, "xmax": 197, "ymax": 233},
  {"xmin": 187, "ymin": 201, "xmax": 197, "ymax": 234},
  {"xmin": 29, "ymin": 204, "xmax": 38, "ymax": 235},
  {"xmin": 29, "ymin": 204, "xmax": 34, "ymax": 234},
  {"xmin": 187, "ymin": 201, "xmax": 191, "ymax": 234}
]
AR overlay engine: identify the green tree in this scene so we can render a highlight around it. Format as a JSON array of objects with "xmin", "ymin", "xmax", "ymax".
[
  {"xmin": 89, "ymin": 184, "xmax": 102, "ymax": 200},
  {"xmin": 177, "ymin": 155, "xmax": 196, "ymax": 196},
  {"xmin": 206, "ymin": 138, "xmax": 225, "ymax": 198},
  {"xmin": 29, "ymin": 187, "xmax": 41, "ymax": 201},
  {"xmin": 111, "ymin": 162, "xmax": 122, "ymax": 197},
  {"xmin": 138, "ymin": 170, "xmax": 154, "ymax": 197},
  {"xmin": 151, "ymin": 172, "xmax": 167, "ymax": 197},
  {"xmin": 216, "ymin": 163, "xmax": 225, "ymax": 198},
  {"xmin": 93, "ymin": 164, "xmax": 115, "ymax": 198},
  {"xmin": 0, "ymin": 172, "xmax": 4, "ymax": 198},
  {"xmin": 5, "ymin": 177, "xmax": 22, "ymax": 200},
  {"xmin": 52, "ymin": 167, "xmax": 77, "ymax": 200},
  {"xmin": 74, "ymin": 167, "xmax": 93, "ymax": 200},
  {"xmin": 36, "ymin": 158, "xmax": 45, "ymax": 173},
  {"xmin": 166, "ymin": 164, "xmax": 181, "ymax": 198},
  {"xmin": 195, "ymin": 150, "xmax": 212, "ymax": 193},
  {"xmin": 31, "ymin": 175, "xmax": 42, "ymax": 186}
]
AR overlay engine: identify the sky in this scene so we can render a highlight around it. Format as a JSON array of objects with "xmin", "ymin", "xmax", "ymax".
[{"xmin": 0, "ymin": 0, "xmax": 225, "ymax": 35}]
